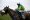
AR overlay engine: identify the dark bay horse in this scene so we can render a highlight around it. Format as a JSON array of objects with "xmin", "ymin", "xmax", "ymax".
[{"xmin": 3, "ymin": 6, "xmax": 20, "ymax": 20}]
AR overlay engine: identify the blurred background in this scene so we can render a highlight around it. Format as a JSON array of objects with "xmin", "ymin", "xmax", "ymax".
[
  {"xmin": 0, "ymin": 0, "xmax": 30, "ymax": 11},
  {"xmin": 0, "ymin": 0, "xmax": 30, "ymax": 20}
]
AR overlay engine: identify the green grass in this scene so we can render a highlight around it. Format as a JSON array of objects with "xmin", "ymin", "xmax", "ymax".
[{"xmin": 0, "ymin": 15, "xmax": 12, "ymax": 20}]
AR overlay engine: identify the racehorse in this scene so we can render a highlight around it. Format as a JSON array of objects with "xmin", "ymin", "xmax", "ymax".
[
  {"xmin": 3, "ymin": 6, "xmax": 20, "ymax": 20},
  {"xmin": 24, "ymin": 12, "xmax": 30, "ymax": 20},
  {"xmin": 1, "ymin": 6, "xmax": 25, "ymax": 20}
]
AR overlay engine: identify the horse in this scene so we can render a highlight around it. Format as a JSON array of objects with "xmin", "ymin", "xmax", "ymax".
[
  {"xmin": 24, "ymin": 12, "xmax": 30, "ymax": 20},
  {"xmin": 3, "ymin": 6, "xmax": 20, "ymax": 20}
]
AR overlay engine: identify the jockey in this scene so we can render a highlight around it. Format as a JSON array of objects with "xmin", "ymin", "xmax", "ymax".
[
  {"xmin": 15, "ymin": 3, "xmax": 25, "ymax": 20},
  {"xmin": 15, "ymin": 3, "xmax": 22, "ymax": 17}
]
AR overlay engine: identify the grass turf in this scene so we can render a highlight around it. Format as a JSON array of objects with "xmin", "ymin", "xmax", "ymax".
[{"xmin": 0, "ymin": 15, "xmax": 12, "ymax": 20}]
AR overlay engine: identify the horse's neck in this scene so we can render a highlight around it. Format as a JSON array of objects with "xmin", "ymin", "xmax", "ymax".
[{"xmin": 10, "ymin": 9, "xmax": 18, "ymax": 16}]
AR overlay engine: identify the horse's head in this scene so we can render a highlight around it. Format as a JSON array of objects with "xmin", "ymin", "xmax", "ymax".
[{"xmin": 3, "ymin": 6, "xmax": 9, "ymax": 11}]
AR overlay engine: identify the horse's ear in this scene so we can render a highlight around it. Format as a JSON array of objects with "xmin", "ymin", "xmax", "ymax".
[
  {"xmin": 8, "ymin": 6, "xmax": 9, "ymax": 8},
  {"xmin": 6, "ymin": 6, "xmax": 7, "ymax": 7}
]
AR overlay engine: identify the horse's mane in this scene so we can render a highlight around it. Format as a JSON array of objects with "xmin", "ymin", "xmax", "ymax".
[{"xmin": 10, "ymin": 8, "xmax": 16, "ymax": 12}]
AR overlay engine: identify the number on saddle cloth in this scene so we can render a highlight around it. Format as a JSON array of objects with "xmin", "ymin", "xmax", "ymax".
[{"xmin": 16, "ymin": 10, "xmax": 22, "ymax": 17}]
